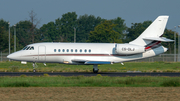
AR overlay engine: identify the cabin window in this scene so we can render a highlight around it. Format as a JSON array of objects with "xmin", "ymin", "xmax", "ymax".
[
  {"xmin": 58, "ymin": 49, "xmax": 61, "ymax": 52},
  {"xmin": 54, "ymin": 49, "xmax": 56, "ymax": 52},
  {"xmin": 89, "ymin": 49, "xmax": 91, "ymax": 53},
  {"xmin": 75, "ymin": 49, "xmax": 77, "ymax": 52},
  {"xmin": 62, "ymin": 49, "xmax": 65, "ymax": 52},
  {"xmin": 80, "ymin": 49, "xmax": 82, "ymax": 52},
  {"xmin": 84, "ymin": 49, "xmax": 87, "ymax": 52},
  {"xmin": 71, "ymin": 49, "xmax": 73, "ymax": 52},
  {"xmin": 67, "ymin": 49, "xmax": 69, "ymax": 52}
]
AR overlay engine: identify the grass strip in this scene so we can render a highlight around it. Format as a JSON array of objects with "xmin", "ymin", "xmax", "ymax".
[
  {"xmin": 0, "ymin": 61, "xmax": 180, "ymax": 72},
  {"xmin": 0, "ymin": 75, "xmax": 180, "ymax": 87}
]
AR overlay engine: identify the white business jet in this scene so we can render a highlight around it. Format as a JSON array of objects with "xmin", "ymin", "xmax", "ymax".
[{"xmin": 7, "ymin": 16, "xmax": 173, "ymax": 73}]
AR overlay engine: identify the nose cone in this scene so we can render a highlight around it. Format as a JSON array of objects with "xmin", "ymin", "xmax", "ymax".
[
  {"xmin": 7, "ymin": 54, "xmax": 10, "ymax": 59},
  {"xmin": 7, "ymin": 54, "xmax": 15, "ymax": 60},
  {"xmin": 7, "ymin": 52, "xmax": 21, "ymax": 60}
]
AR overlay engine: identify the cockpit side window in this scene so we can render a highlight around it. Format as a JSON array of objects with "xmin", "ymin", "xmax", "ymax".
[
  {"xmin": 30, "ymin": 46, "xmax": 34, "ymax": 50},
  {"xmin": 23, "ymin": 46, "xmax": 34, "ymax": 50},
  {"xmin": 23, "ymin": 46, "xmax": 28, "ymax": 50},
  {"xmin": 26, "ymin": 46, "xmax": 30, "ymax": 50}
]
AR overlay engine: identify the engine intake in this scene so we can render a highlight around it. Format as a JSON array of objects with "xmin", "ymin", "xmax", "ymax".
[{"xmin": 115, "ymin": 44, "xmax": 145, "ymax": 55}]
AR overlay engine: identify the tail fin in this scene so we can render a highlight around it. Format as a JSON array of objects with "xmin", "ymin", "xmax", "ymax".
[{"xmin": 129, "ymin": 16, "xmax": 172, "ymax": 46}]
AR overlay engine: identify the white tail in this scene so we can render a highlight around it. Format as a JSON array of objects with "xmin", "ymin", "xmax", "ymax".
[{"xmin": 129, "ymin": 16, "xmax": 170, "ymax": 46}]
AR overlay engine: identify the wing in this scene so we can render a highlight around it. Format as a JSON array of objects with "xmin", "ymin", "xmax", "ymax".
[{"xmin": 72, "ymin": 59, "xmax": 112, "ymax": 64}]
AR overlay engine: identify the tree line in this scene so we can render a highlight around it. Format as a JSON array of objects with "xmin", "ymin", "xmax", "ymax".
[{"xmin": 0, "ymin": 11, "xmax": 177, "ymax": 53}]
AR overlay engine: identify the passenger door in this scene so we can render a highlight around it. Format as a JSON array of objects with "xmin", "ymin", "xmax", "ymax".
[{"xmin": 38, "ymin": 46, "xmax": 46, "ymax": 62}]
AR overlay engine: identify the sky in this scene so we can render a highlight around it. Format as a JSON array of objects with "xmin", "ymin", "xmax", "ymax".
[{"xmin": 0, "ymin": 0, "xmax": 180, "ymax": 30}]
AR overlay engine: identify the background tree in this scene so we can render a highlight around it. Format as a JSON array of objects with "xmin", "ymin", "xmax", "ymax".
[
  {"xmin": 55, "ymin": 12, "xmax": 77, "ymax": 42},
  {"xmin": 29, "ymin": 10, "xmax": 40, "ymax": 43},
  {"xmin": 76, "ymin": 14, "xmax": 103, "ymax": 42},
  {"xmin": 111, "ymin": 17, "xmax": 127, "ymax": 42},
  {"xmin": 14, "ymin": 21, "xmax": 33, "ymax": 50},
  {"xmin": 0, "ymin": 19, "xmax": 9, "ymax": 52},
  {"xmin": 87, "ymin": 20, "xmax": 122, "ymax": 43},
  {"xmin": 126, "ymin": 21, "xmax": 152, "ymax": 42},
  {"xmin": 39, "ymin": 22, "xmax": 60, "ymax": 42},
  {"xmin": 0, "ymin": 19, "xmax": 9, "ymax": 30}
]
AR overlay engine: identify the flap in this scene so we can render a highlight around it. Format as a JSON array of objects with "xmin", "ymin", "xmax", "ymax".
[
  {"xmin": 72, "ymin": 59, "xmax": 112, "ymax": 64},
  {"xmin": 85, "ymin": 61, "xmax": 111, "ymax": 64},
  {"xmin": 71, "ymin": 59, "xmax": 86, "ymax": 63}
]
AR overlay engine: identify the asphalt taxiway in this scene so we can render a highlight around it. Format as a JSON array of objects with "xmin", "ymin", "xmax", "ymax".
[{"xmin": 0, "ymin": 72, "xmax": 180, "ymax": 77}]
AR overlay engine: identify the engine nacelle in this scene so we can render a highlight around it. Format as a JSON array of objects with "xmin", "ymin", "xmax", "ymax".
[{"xmin": 115, "ymin": 44, "xmax": 145, "ymax": 55}]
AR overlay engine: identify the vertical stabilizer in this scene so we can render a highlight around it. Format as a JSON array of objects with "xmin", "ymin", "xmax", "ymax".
[{"xmin": 129, "ymin": 16, "xmax": 169, "ymax": 46}]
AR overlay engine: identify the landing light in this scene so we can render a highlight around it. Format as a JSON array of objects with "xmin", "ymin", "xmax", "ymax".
[{"xmin": 63, "ymin": 61, "xmax": 69, "ymax": 64}]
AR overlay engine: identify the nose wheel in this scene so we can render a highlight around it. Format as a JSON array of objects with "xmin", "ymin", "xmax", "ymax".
[
  {"xmin": 93, "ymin": 65, "xmax": 99, "ymax": 73},
  {"xmin": 33, "ymin": 69, "xmax": 36, "ymax": 73},
  {"xmin": 32, "ymin": 62, "xmax": 38, "ymax": 73}
]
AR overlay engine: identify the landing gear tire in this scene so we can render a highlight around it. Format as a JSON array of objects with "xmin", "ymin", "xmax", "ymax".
[
  {"xmin": 93, "ymin": 68, "xmax": 99, "ymax": 73},
  {"xmin": 93, "ymin": 65, "xmax": 99, "ymax": 73},
  {"xmin": 33, "ymin": 69, "xmax": 36, "ymax": 73}
]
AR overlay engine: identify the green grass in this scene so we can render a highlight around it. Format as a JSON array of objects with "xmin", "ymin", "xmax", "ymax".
[
  {"xmin": 0, "ymin": 76, "xmax": 180, "ymax": 87},
  {"xmin": 1, "ymin": 61, "xmax": 179, "ymax": 87},
  {"xmin": 0, "ymin": 61, "xmax": 180, "ymax": 72}
]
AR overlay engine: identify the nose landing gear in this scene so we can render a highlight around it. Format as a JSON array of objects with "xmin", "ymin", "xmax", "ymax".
[
  {"xmin": 32, "ymin": 62, "xmax": 38, "ymax": 73},
  {"xmin": 93, "ymin": 65, "xmax": 99, "ymax": 73}
]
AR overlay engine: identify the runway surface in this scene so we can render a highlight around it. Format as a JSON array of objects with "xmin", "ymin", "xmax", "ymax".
[{"xmin": 0, "ymin": 72, "xmax": 180, "ymax": 77}]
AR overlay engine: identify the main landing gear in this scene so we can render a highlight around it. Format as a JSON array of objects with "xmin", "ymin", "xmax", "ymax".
[
  {"xmin": 93, "ymin": 65, "xmax": 99, "ymax": 73},
  {"xmin": 32, "ymin": 62, "xmax": 38, "ymax": 73}
]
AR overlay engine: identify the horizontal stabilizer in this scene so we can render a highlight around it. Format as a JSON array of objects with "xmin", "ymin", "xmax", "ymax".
[{"xmin": 143, "ymin": 37, "xmax": 174, "ymax": 42}]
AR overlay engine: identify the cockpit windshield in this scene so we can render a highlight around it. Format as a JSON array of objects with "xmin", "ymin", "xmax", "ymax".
[{"xmin": 22, "ymin": 46, "xmax": 34, "ymax": 50}]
